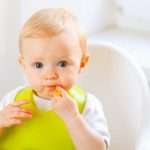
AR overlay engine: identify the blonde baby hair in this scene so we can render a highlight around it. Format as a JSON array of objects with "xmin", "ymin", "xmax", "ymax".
[{"xmin": 19, "ymin": 8, "xmax": 88, "ymax": 57}]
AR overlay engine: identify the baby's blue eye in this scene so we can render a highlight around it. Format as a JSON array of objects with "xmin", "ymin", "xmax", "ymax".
[
  {"xmin": 34, "ymin": 62, "xmax": 43, "ymax": 69},
  {"xmin": 58, "ymin": 60, "xmax": 68, "ymax": 68}
]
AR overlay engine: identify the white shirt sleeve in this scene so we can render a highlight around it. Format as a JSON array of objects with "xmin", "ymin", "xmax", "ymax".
[
  {"xmin": 0, "ymin": 86, "xmax": 25, "ymax": 111},
  {"xmin": 82, "ymin": 93, "xmax": 110, "ymax": 147}
]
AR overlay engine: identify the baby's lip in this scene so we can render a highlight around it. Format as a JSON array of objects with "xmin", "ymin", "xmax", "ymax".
[
  {"xmin": 46, "ymin": 85, "xmax": 56, "ymax": 87},
  {"xmin": 44, "ymin": 85, "xmax": 63, "ymax": 89},
  {"xmin": 44, "ymin": 85, "xmax": 56, "ymax": 89}
]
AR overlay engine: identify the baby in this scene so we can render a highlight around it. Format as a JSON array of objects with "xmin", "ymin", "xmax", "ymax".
[{"xmin": 0, "ymin": 8, "xmax": 110, "ymax": 150}]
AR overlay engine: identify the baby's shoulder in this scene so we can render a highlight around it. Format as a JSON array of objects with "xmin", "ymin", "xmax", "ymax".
[
  {"xmin": 85, "ymin": 92, "xmax": 103, "ymax": 110},
  {"xmin": 5, "ymin": 86, "xmax": 26, "ymax": 98},
  {"xmin": 0, "ymin": 86, "xmax": 26, "ymax": 109}
]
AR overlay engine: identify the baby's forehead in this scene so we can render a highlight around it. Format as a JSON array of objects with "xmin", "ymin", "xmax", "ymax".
[
  {"xmin": 22, "ymin": 42, "xmax": 82, "ymax": 61},
  {"xmin": 21, "ymin": 32, "xmax": 83, "ymax": 56}
]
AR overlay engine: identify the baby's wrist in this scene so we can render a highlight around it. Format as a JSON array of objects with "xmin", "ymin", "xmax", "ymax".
[{"xmin": 64, "ymin": 112, "xmax": 82, "ymax": 128}]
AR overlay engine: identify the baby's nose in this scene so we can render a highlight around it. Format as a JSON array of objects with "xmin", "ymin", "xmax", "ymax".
[{"xmin": 43, "ymin": 68, "xmax": 58, "ymax": 80}]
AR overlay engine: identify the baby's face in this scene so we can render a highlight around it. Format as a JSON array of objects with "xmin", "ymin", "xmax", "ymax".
[{"xmin": 20, "ymin": 31, "xmax": 86, "ymax": 99}]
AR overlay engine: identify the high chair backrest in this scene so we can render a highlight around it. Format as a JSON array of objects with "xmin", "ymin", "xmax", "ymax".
[{"xmin": 78, "ymin": 42, "xmax": 150, "ymax": 150}]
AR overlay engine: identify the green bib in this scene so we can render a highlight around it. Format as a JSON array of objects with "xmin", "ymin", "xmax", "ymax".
[{"xmin": 0, "ymin": 85, "xmax": 86, "ymax": 150}]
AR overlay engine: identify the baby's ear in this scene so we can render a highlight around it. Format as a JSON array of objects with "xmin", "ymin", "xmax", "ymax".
[
  {"xmin": 18, "ymin": 55, "xmax": 25, "ymax": 69},
  {"xmin": 79, "ymin": 55, "xmax": 90, "ymax": 72}
]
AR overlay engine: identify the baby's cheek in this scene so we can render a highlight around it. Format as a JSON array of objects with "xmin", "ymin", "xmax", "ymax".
[
  {"xmin": 62, "ymin": 76, "xmax": 77, "ymax": 89},
  {"xmin": 59, "ymin": 69, "xmax": 79, "ymax": 88}
]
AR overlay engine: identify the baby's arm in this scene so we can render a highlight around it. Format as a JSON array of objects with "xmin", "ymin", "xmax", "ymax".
[
  {"xmin": 66, "ymin": 113, "xmax": 107, "ymax": 150},
  {"xmin": 52, "ymin": 87, "xmax": 107, "ymax": 150},
  {"xmin": 0, "ymin": 100, "xmax": 32, "ymax": 136}
]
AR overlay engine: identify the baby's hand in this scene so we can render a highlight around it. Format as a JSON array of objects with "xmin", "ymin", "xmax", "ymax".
[
  {"xmin": 52, "ymin": 87, "xmax": 79, "ymax": 124},
  {"xmin": 0, "ymin": 100, "xmax": 32, "ymax": 128}
]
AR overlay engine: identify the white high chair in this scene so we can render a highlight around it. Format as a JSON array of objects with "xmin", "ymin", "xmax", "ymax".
[{"xmin": 78, "ymin": 42, "xmax": 150, "ymax": 150}]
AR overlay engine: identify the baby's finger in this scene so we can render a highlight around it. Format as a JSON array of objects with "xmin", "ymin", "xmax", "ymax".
[
  {"xmin": 8, "ymin": 118, "xmax": 22, "ymax": 126},
  {"xmin": 11, "ymin": 107, "xmax": 32, "ymax": 114},
  {"xmin": 11, "ymin": 100, "xmax": 29, "ymax": 107},
  {"xmin": 48, "ymin": 98, "xmax": 60, "ymax": 111},
  {"xmin": 52, "ymin": 96, "xmax": 63, "ymax": 104},
  {"xmin": 10, "ymin": 111, "xmax": 32, "ymax": 119},
  {"xmin": 4, "ymin": 118, "xmax": 22, "ymax": 127},
  {"xmin": 56, "ymin": 87, "xmax": 68, "ymax": 98}
]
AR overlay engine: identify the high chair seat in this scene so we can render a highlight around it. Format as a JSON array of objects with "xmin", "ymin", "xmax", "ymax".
[{"xmin": 78, "ymin": 42, "xmax": 150, "ymax": 150}]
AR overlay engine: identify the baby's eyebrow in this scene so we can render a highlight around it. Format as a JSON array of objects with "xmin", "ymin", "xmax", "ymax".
[
  {"xmin": 57, "ymin": 57, "xmax": 74, "ymax": 62},
  {"xmin": 30, "ymin": 57, "xmax": 44, "ymax": 61},
  {"xmin": 59, "ymin": 54, "xmax": 75, "ymax": 59}
]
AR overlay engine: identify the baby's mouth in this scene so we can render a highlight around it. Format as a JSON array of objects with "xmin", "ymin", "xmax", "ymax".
[
  {"xmin": 45, "ymin": 85, "xmax": 56, "ymax": 89},
  {"xmin": 44, "ymin": 85, "xmax": 62, "ymax": 96}
]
